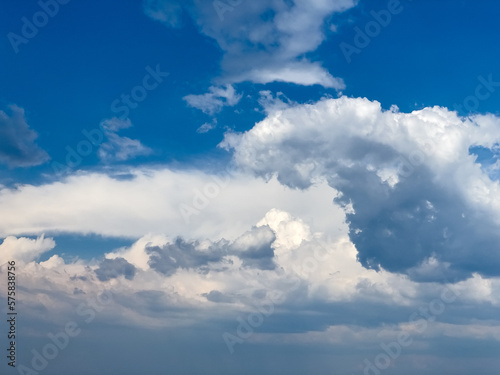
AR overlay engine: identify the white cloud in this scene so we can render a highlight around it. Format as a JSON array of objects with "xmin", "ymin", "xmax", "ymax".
[
  {"xmin": 2, "ymin": 206, "xmax": 499, "ymax": 366},
  {"xmin": 4, "ymin": 96, "xmax": 500, "ymax": 365},
  {"xmin": 98, "ymin": 118, "xmax": 152, "ymax": 162},
  {"xmin": 235, "ymin": 61, "xmax": 345, "ymax": 89},
  {"xmin": 0, "ymin": 235, "xmax": 55, "ymax": 264},
  {"xmin": 196, "ymin": 119, "xmax": 217, "ymax": 134},
  {"xmin": 106, "ymin": 233, "xmax": 170, "ymax": 270},
  {"xmin": 184, "ymin": 85, "xmax": 242, "ymax": 115},
  {"xmin": 144, "ymin": 0, "xmax": 355, "ymax": 88},
  {"xmin": 0, "ymin": 167, "xmax": 345, "ymax": 241},
  {"xmin": 221, "ymin": 96, "xmax": 500, "ymax": 279}
]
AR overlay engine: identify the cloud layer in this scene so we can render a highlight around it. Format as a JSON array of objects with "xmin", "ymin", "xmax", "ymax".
[
  {"xmin": 0, "ymin": 167, "xmax": 343, "ymax": 240},
  {"xmin": 2, "ymin": 96, "xmax": 500, "ymax": 374}
]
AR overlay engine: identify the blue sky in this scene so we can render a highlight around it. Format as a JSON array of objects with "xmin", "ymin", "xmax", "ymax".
[{"xmin": 1, "ymin": 0, "xmax": 500, "ymax": 374}]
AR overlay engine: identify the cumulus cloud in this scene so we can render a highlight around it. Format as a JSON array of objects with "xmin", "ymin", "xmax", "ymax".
[
  {"xmin": 144, "ymin": 0, "xmax": 354, "ymax": 88},
  {"xmin": 0, "ymin": 234, "xmax": 55, "ymax": 264},
  {"xmin": 0, "ymin": 105, "xmax": 49, "ymax": 168},
  {"xmin": 221, "ymin": 96, "xmax": 500, "ymax": 281},
  {"xmin": 98, "ymin": 118, "xmax": 152, "ymax": 162},
  {"xmin": 184, "ymin": 85, "xmax": 242, "ymax": 115}
]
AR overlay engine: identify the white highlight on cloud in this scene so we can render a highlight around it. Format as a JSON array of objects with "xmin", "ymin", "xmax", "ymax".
[
  {"xmin": 184, "ymin": 85, "xmax": 242, "ymax": 115},
  {"xmin": 106, "ymin": 233, "xmax": 169, "ymax": 271},
  {"xmin": 0, "ymin": 235, "xmax": 55, "ymax": 264},
  {"xmin": 236, "ymin": 61, "xmax": 345, "ymax": 89}
]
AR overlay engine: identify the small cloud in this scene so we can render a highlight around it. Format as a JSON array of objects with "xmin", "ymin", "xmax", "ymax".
[
  {"xmin": 95, "ymin": 257, "xmax": 136, "ymax": 281},
  {"xmin": 147, "ymin": 238, "xmax": 226, "ymax": 276},
  {"xmin": 142, "ymin": 0, "xmax": 183, "ymax": 28},
  {"xmin": 98, "ymin": 118, "xmax": 152, "ymax": 162},
  {"xmin": 184, "ymin": 85, "xmax": 242, "ymax": 115},
  {"xmin": 240, "ymin": 61, "xmax": 345, "ymax": 89},
  {"xmin": 101, "ymin": 117, "xmax": 132, "ymax": 132},
  {"xmin": 0, "ymin": 105, "xmax": 49, "ymax": 168},
  {"xmin": 202, "ymin": 290, "xmax": 233, "ymax": 303},
  {"xmin": 196, "ymin": 119, "xmax": 217, "ymax": 134}
]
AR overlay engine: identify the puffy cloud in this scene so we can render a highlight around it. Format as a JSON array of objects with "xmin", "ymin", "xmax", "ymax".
[
  {"xmin": 221, "ymin": 96, "xmax": 500, "ymax": 280},
  {"xmin": 184, "ymin": 85, "xmax": 242, "ymax": 115},
  {"xmin": 0, "ymin": 234, "xmax": 55, "ymax": 264},
  {"xmin": 0, "ymin": 105, "xmax": 49, "ymax": 168},
  {"xmin": 144, "ymin": 0, "xmax": 354, "ymax": 88},
  {"xmin": 95, "ymin": 257, "xmax": 136, "ymax": 281}
]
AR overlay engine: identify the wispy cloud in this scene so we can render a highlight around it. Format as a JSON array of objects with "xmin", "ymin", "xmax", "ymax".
[
  {"xmin": 184, "ymin": 85, "xmax": 242, "ymax": 115},
  {"xmin": 98, "ymin": 118, "xmax": 152, "ymax": 162},
  {"xmin": 144, "ymin": 0, "xmax": 355, "ymax": 88}
]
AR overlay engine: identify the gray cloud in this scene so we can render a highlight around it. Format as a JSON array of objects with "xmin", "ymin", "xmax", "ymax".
[
  {"xmin": 147, "ymin": 237, "xmax": 228, "ymax": 276},
  {"xmin": 0, "ymin": 105, "xmax": 49, "ymax": 168},
  {"xmin": 202, "ymin": 290, "xmax": 234, "ymax": 303},
  {"xmin": 95, "ymin": 257, "xmax": 136, "ymax": 281},
  {"xmin": 333, "ymin": 162, "xmax": 500, "ymax": 281},
  {"xmin": 147, "ymin": 225, "xmax": 276, "ymax": 276},
  {"xmin": 229, "ymin": 225, "xmax": 276, "ymax": 270}
]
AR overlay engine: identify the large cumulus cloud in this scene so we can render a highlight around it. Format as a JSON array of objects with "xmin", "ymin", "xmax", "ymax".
[{"xmin": 221, "ymin": 96, "xmax": 500, "ymax": 281}]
